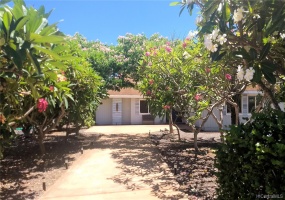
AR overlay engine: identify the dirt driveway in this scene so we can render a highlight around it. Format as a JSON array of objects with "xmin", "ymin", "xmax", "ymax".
[{"xmin": 84, "ymin": 124, "xmax": 170, "ymax": 134}]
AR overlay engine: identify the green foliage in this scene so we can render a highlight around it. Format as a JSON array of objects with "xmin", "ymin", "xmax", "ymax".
[
  {"xmin": 58, "ymin": 35, "xmax": 103, "ymax": 128},
  {"xmin": 174, "ymin": 0, "xmax": 285, "ymax": 109},
  {"xmin": 0, "ymin": 0, "xmax": 71, "ymax": 156},
  {"xmin": 215, "ymin": 109, "xmax": 285, "ymax": 199}
]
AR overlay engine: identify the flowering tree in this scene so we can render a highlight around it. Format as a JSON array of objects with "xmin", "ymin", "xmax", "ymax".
[
  {"xmin": 57, "ymin": 35, "xmax": 103, "ymax": 134},
  {"xmin": 139, "ymin": 35, "xmax": 243, "ymax": 150},
  {"xmin": 172, "ymin": 0, "xmax": 285, "ymax": 110},
  {"xmin": 0, "ymin": 0, "xmax": 71, "ymax": 156}
]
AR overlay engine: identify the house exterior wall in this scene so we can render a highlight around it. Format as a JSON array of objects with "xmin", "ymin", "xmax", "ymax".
[
  {"xmin": 201, "ymin": 93, "xmax": 285, "ymax": 131},
  {"xmin": 95, "ymin": 98, "xmax": 112, "ymax": 125}
]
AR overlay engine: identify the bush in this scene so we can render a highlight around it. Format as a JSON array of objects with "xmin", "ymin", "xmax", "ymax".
[{"xmin": 215, "ymin": 109, "xmax": 285, "ymax": 199}]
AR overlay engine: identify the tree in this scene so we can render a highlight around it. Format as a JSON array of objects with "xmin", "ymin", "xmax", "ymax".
[
  {"xmin": 0, "ymin": 0, "xmax": 68, "ymax": 156},
  {"xmin": 172, "ymin": 0, "xmax": 285, "ymax": 110},
  {"xmin": 57, "ymin": 35, "xmax": 103, "ymax": 134},
  {"xmin": 139, "ymin": 36, "xmax": 243, "ymax": 150}
]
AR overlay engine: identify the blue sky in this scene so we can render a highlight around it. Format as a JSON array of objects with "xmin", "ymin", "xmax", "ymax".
[{"xmin": 22, "ymin": 0, "xmax": 199, "ymax": 45}]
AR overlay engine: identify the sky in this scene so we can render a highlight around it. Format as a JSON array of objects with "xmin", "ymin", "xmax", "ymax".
[{"xmin": 21, "ymin": 0, "xmax": 199, "ymax": 45}]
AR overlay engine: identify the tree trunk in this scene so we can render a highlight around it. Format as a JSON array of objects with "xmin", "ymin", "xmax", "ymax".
[
  {"xmin": 169, "ymin": 110, "xmax": 174, "ymax": 134},
  {"xmin": 259, "ymin": 81, "xmax": 281, "ymax": 110},
  {"xmin": 75, "ymin": 123, "xmax": 81, "ymax": 136},
  {"xmin": 38, "ymin": 129, "xmax": 46, "ymax": 156},
  {"xmin": 193, "ymin": 129, "xmax": 199, "ymax": 152},
  {"xmin": 218, "ymin": 107, "xmax": 224, "ymax": 143},
  {"xmin": 172, "ymin": 123, "xmax": 181, "ymax": 140},
  {"xmin": 230, "ymin": 95, "xmax": 240, "ymax": 125}
]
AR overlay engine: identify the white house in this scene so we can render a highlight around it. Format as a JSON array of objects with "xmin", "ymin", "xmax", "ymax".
[
  {"xmin": 95, "ymin": 88, "xmax": 166, "ymax": 125},
  {"xmin": 95, "ymin": 87, "xmax": 284, "ymax": 130},
  {"xmin": 199, "ymin": 86, "xmax": 285, "ymax": 131}
]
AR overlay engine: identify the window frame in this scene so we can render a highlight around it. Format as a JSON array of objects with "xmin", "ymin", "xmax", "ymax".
[
  {"xmin": 247, "ymin": 95, "xmax": 257, "ymax": 114},
  {"xmin": 139, "ymin": 100, "xmax": 150, "ymax": 114}
]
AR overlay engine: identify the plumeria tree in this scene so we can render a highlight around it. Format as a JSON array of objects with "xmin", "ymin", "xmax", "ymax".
[
  {"xmin": 139, "ymin": 35, "xmax": 245, "ymax": 150},
  {"xmin": 172, "ymin": 0, "xmax": 285, "ymax": 110},
  {"xmin": 57, "ymin": 35, "xmax": 103, "ymax": 134},
  {"xmin": 0, "ymin": 0, "xmax": 70, "ymax": 156}
]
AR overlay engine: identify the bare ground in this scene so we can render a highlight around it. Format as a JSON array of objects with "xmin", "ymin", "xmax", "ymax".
[{"xmin": 0, "ymin": 129, "xmax": 220, "ymax": 200}]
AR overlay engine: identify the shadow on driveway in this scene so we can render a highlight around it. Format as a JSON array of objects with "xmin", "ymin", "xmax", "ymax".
[{"xmin": 91, "ymin": 133, "xmax": 186, "ymax": 200}]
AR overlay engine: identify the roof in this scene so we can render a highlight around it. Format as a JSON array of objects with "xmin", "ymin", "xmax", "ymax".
[
  {"xmin": 245, "ymin": 85, "xmax": 260, "ymax": 91},
  {"xmin": 108, "ymin": 88, "xmax": 142, "ymax": 96},
  {"xmin": 108, "ymin": 85, "xmax": 260, "ymax": 97}
]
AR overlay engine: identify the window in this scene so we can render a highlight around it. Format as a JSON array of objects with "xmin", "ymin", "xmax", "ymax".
[
  {"xmin": 248, "ymin": 96, "xmax": 257, "ymax": 113},
  {"xmin": 140, "ymin": 100, "xmax": 149, "ymax": 114}
]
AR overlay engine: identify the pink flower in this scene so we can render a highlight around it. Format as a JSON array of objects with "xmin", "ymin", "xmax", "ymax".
[
  {"xmin": 194, "ymin": 94, "xmax": 201, "ymax": 101},
  {"xmin": 49, "ymin": 86, "xmax": 54, "ymax": 92},
  {"xmin": 165, "ymin": 46, "xmax": 172, "ymax": 53},
  {"xmin": 205, "ymin": 68, "xmax": 211, "ymax": 73},
  {"xmin": 163, "ymin": 105, "xmax": 171, "ymax": 110},
  {"xmin": 37, "ymin": 98, "xmax": 48, "ymax": 113},
  {"xmin": 225, "ymin": 74, "xmax": 232, "ymax": 80},
  {"xmin": 145, "ymin": 52, "xmax": 151, "ymax": 56},
  {"xmin": 149, "ymin": 79, "xmax": 154, "ymax": 85},
  {"xmin": 166, "ymin": 41, "xmax": 171, "ymax": 45},
  {"xmin": 146, "ymin": 90, "xmax": 151, "ymax": 96},
  {"xmin": 182, "ymin": 42, "xmax": 187, "ymax": 48}
]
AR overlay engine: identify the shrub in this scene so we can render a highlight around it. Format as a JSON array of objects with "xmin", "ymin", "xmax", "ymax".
[{"xmin": 215, "ymin": 109, "xmax": 285, "ymax": 199}]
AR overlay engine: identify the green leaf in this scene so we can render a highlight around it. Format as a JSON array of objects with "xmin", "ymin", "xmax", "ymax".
[
  {"xmin": 263, "ymin": 71, "xmax": 276, "ymax": 84},
  {"xmin": 2, "ymin": 11, "xmax": 12, "ymax": 37},
  {"xmin": 44, "ymin": 8, "xmax": 54, "ymax": 19},
  {"xmin": 259, "ymin": 43, "xmax": 271, "ymax": 60},
  {"xmin": 15, "ymin": 16, "xmax": 29, "ymax": 31},
  {"xmin": 219, "ymin": 18, "xmax": 226, "ymax": 33},
  {"xmin": 223, "ymin": 0, "xmax": 231, "ymax": 21},
  {"xmin": 214, "ymin": 51, "xmax": 226, "ymax": 62},
  {"xmin": 48, "ymin": 61, "xmax": 68, "ymax": 70},
  {"xmin": 39, "ymin": 22, "xmax": 58, "ymax": 36},
  {"xmin": 257, "ymin": 17, "xmax": 265, "ymax": 32},
  {"xmin": 179, "ymin": 5, "xmax": 186, "ymax": 17},
  {"xmin": 65, "ymin": 93, "xmax": 74, "ymax": 101},
  {"xmin": 3, "ymin": 45, "xmax": 23, "ymax": 69},
  {"xmin": 0, "ymin": 38, "xmax": 5, "ymax": 46},
  {"xmin": 63, "ymin": 96, "xmax": 68, "ymax": 109},
  {"xmin": 3, "ymin": 105, "xmax": 11, "ymax": 116},
  {"xmin": 11, "ymin": 2, "xmax": 24, "ymax": 20},
  {"xmin": 252, "ymin": 66, "xmax": 262, "ymax": 83},
  {"xmin": 232, "ymin": 48, "xmax": 251, "ymax": 60},
  {"xmin": 30, "ymin": 33, "xmax": 64, "ymax": 43},
  {"xmin": 247, "ymin": 0, "xmax": 253, "ymax": 13},
  {"xmin": 33, "ymin": 46, "xmax": 62, "ymax": 60},
  {"xmin": 249, "ymin": 48, "xmax": 257, "ymax": 60},
  {"xmin": 199, "ymin": 21, "xmax": 216, "ymax": 34},
  {"xmin": 26, "ymin": 50, "xmax": 42, "ymax": 74},
  {"xmin": 203, "ymin": 0, "xmax": 220, "ymax": 19},
  {"xmin": 261, "ymin": 61, "xmax": 277, "ymax": 73},
  {"xmin": 169, "ymin": 2, "xmax": 180, "ymax": 6}
]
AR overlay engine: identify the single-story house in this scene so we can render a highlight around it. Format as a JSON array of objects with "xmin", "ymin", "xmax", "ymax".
[
  {"xmin": 199, "ymin": 86, "xmax": 285, "ymax": 131},
  {"xmin": 95, "ymin": 88, "xmax": 166, "ymax": 125},
  {"xmin": 95, "ymin": 87, "xmax": 284, "ymax": 130}
]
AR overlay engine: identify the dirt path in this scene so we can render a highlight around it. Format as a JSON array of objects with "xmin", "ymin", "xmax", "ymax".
[
  {"xmin": 1, "ymin": 125, "xmax": 220, "ymax": 200},
  {"xmin": 39, "ymin": 133, "xmax": 187, "ymax": 200}
]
